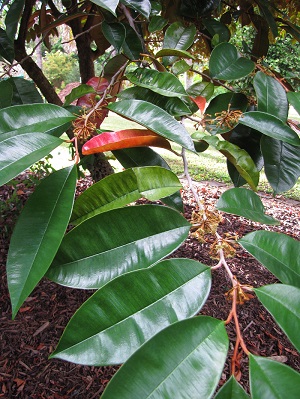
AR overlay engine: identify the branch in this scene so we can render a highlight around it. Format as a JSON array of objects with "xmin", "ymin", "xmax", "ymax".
[{"xmin": 191, "ymin": 69, "xmax": 235, "ymax": 92}]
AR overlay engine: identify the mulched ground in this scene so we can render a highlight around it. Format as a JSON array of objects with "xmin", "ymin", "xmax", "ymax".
[{"xmin": 0, "ymin": 174, "xmax": 299, "ymax": 398}]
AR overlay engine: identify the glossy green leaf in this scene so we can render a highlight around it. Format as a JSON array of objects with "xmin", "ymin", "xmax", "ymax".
[
  {"xmin": 5, "ymin": 0, "xmax": 25, "ymax": 41},
  {"xmin": 192, "ymin": 132, "xmax": 259, "ymax": 190},
  {"xmin": 209, "ymin": 43, "xmax": 255, "ymax": 80},
  {"xmin": 90, "ymin": 0, "xmax": 118, "ymax": 15},
  {"xmin": 0, "ymin": 133, "xmax": 62, "ymax": 186},
  {"xmin": 64, "ymin": 84, "xmax": 95, "ymax": 106},
  {"xmin": 7, "ymin": 166, "xmax": 77, "ymax": 318},
  {"xmin": 102, "ymin": 316, "xmax": 228, "ymax": 399},
  {"xmin": 0, "ymin": 104, "xmax": 75, "ymax": 141},
  {"xmin": 120, "ymin": 0, "xmax": 151, "ymax": 18},
  {"xmin": 163, "ymin": 22, "xmax": 196, "ymax": 65},
  {"xmin": 108, "ymin": 100, "xmax": 195, "ymax": 151},
  {"xmin": 239, "ymin": 231, "xmax": 300, "ymax": 288},
  {"xmin": 249, "ymin": 354, "xmax": 300, "ymax": 399},
  {"xmin": 0, "ymin": 28, "xmax": 14, "ymax": 63},
  {"xmin": 187, "ymin": 81, "xmax": 214, "ymax": 100},
  {"xmin": 287, "ymin": 92, "xmax": 300, "ymax": 115},
  {"xmin": 47, "ymin": 205, "xmax": 190, "ymax": 289},
  {"xmin": 126, "ymin": 68, "xmax": 187, "ymax": 97},
  {"xmin": 203, "ymin": 18, "xmax": 231, "ymax": 43},
  {"xmin": 239, "ymin": 111, "xmax": 300, "ymax": 146},
  {"xmin": 204, "ymin": 93, "xmax": 248, "ymax": 135},
  {"xmin": 254, "ymin": 72, "xmax": 288, "ymax": 122},
  {"xmin": 0, "ymin": 79, "xmax": 13, "ymax": 109},
  {"xmin": 214, "ymin": 375, "xmax": 250, "ymax": 399},
  {"xmin": 6, "ymin": 77, "xmax": 43, "ymax": 105},
  {"xmin": 261, "ymin": 136, "xmax": 300, "ymax": 194},
  {"xmin": 71, "ymin": 166, "xmax": 181, "ymax": 224},
  {"xmin": 118, "ymin": 86, "xmax": 191, "ymax": 116},
  {"xmin": 50, "ymin": 258, "xmax": 211, "ymax": 365},
  {"xmin": 172, "ymin": 60, "xmax": 191, "ymax": 75},
  {"xmin": 254, "ymin": 284, "xmax": 300, "ymax": 352},
  {"xmin": 155, "ymin": 48, "xmax": 195, "ymax": 60},
  {"xmin": 216, "ymin": 188, "xmax": 279, "ymax": 225},
  {"xmin": 148, "ymin": 15, "xmax": 168, "ymax": 33},
  {"xmin": 102, "ymin": 21, "xmax": 126, "ymax": 53},
  {"xmin": 122, "ymin": 24, "xmax": 143, "ymax": 60}
]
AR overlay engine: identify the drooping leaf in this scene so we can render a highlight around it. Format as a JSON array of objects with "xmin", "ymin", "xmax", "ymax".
[
  {"xmin": 216, "ymin": 188, "xmax": 279, "ymax": 225},
  {"xmin": 118, "ymin": 86, "xmax": 191, "ymax": 116},
  {"xmin": 162, "ymin": 22, "xmax": 196, "ymax": 65},
  {"xmin": 254, "ymin": 284, "xmax": 300, "ymax": 352},
  {"xmin": 204, "ymin": 93, "xmax": 248, "ymax": 135},
  {"xmin": 214, "ymin": 375, "xmax": 250, "ymax": 399},
  {"xmin": 190, "ymin": 96, "xmax": 206, "ymax": 113},
  {"xmin": 186, "ymin": 81, "xmax": 214, "ymax": 100},
  {"xmin": 0, "ymin": 133, "xmax": 62, "ymax": 186},
  {"xmin": 101, "ymin": 21, "xmax": 126, "ymax": 53},
  {"xmin": 7, "ymin": 166, "xmax": 77, "ymax": 318},
  {"xmin": 203, "ymin": 18, "xmax": 231, "ymax": 43},
  {"xmin": 0, "ymin": 27, "xmax": 15, "ymax": 63},
  {"xmin": 253, "ymin": 72, "xmax": 288, "ymax": 122},
  {"xmin": 50, "ymin": 258, "xmax": 211, "ymax": 365},
  {"xmin": 239, "ymin": 112, "xmax": 300, "ymax": 146},
  {"xmin": 108, "ymin": 100, "xmax": 195, "ymax": 151},
  {"xmin": 89, "ymin": 0, "xmax": 118, "ymax": 15},
  {"xmin": 101, "ymin": 316, "xmax": 228, "ymax": 399},
  {"xmin": 64, "ymin": 84, "xmax": 95, "ymax": 106},
  {"xmin": 148, "ymin": 15, "xmax": 168, "ymax": 33},
  {"xmin": 126, "ymin": 67, "xmax": 187, "ymax": 97},
  {"xmin": 6, "ymin": 77, "xmax": 43, "ymax": 105},
  {"xmin": 287, "ymin": 92, "xmax": 300, "ymax": 115},
  {"xmin": 209, "ymin": 43, "xmax": 255, "ymax": 80},
  {"xmin": 0, "ymin": 104, "xmax": 75, "ymax": 141},
  {"xmin": 192, "ymin": 132, "xmax": 259, "ymax": 190},
  {"xmin": 0, "ymin": 79, "xmax": 13, "ymax": 109},
  {"xmin": 239, "ymin": 231, "xmax": 300, "ymax": 288},
  {"xmin": 172, "ymin": 59, "xmax": 191, "ymax": 75},
  {"xmin": 46, "ymin": 205, "xmax": 190, "ymax": 289},
  {"xmin": 82, "ymin": 129, "xmax": 173, "ymax": 154},
  {"xmin": 256, "ymin": 0, "xmax": 278, "ymax": 38},
  {"xmin": 121, "ymin": 24, "xmax": 143, "ymax": 60},
  {"xmin": 261, "ymin": 136, "xmax": 300, "ymax": 194},
  {"xmin": 5, "ymin": 0, "xmax": 25, "ymax": 41},
  {"xmin": 249, "ymin": 354, "xmax": 300, "ymax": 399},
  {"xmin": 71, "ymin": 166, "xmax": 181, "ymax": 224},
  {"xmin": 120, "ymin": 0, "xmax": 151, "ymax": 18}
]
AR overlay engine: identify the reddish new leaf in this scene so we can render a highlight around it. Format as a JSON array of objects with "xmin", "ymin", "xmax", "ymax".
[
  {"xmin": 190, "ymin": 96, "xmax": 206, "ymax": 113},
  {"xmin": 82, "ymin": 129, "xmax": 173, "ymax": 154}
]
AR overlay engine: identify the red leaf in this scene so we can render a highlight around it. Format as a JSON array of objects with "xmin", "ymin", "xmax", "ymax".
[
  {"xmin": 190, "ymin": 96, "xmax": 206, "ymax": 113},
  {"xmin": 82, "ymin": 129, "xmax": 173, "ymax": 155}
]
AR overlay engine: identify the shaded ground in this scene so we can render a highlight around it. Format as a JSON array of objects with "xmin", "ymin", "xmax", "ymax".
[{"xmin": 1, "ymin": 174, "xmax": 299, "ymax": 398}]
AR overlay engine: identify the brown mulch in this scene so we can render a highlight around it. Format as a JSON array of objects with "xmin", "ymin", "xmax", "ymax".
[{"xmin": 0, "ymin": 174, "xmax": 299, "ymax": 398}]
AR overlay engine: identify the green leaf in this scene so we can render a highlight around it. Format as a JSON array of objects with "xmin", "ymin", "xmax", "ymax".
[
  {"xmin": 118, "ymin": 86, "xmax": 191, "ymax": 117},
  {"xmin": 108, "ymin": 99, "xmax": 195, "ymax": 151},
  {"xmin": 203, "ymin": 18, "xmax": 231, "ymax": 43},
  {"xmin": 50, "ymin": 258, "xmax": 211, "ymax": 365},
  {"xmin": 64, "ymin": 84, "xmax": 95, "ymax": 106},
  {"xmin": 0, "ymin": 79, "xmax": 13, "ymax": 109},
  {"xmin": 122, "ymin": 24, "xmax": 143, "ymax": 60},
  {"xmin": 216, "ymin": 188, "xmax": 279, "ymax": 225},
  {"xmin": 253, "ymin": 72, "xmax": 288, "ymax": 122},
  {"xmin": 163, "ymin": 22, "xmax": 196, "ymax": 65},
  {"xmin": 249, "ymin": 354, "xmax": 300, "ymax": 399},
  {"xmin": 89, "ymin": 0, "xmax": 118, "ymax": 15},
  {"xmin": 0, "ymin": 27, "xmax": 15, "ymax": 63},
  {"xmin": 254, "ymin": 284, "xmax": 300, "ymax": 352},
  {"xmin": 204, "ymin": 93, "xmax": 248, "ymax": 135},
  {"xmin": 47, "ymin": 205, "xmax": 190, "ymax": 289},
  {"xmin": 172, "ymin": 59, "xmax": 191, "ymax": 75},
  {"xmin": 287, "ymin": 92, "xmax": 300, "ymax": 115},
  {"xmin": 148, "ymin": 15, "xmax": 168, "ymax": 33},
  {"xmin": 0, "ymin": 104, "xmax": 75, "ymax": 141},
  {"xmin": 102, "ymin": 21, "xmax": 126, "ymax": 53},
  {"xmin": 71, "ymin": 166, "xmax": 182, "ymax": 224},
  {"xmin": 120, "ymin": 0, "xmax": 151, "ymax": 18},
  {"xmin": 214, "ymin": 375, "xmax": 250, "ymax": 399},
  {"xmin": 126, "ymin": 68, "xmax": 187, "ymax": 97},
  {"xmin": 256, "ymin": 0, "xmax": 278, "ymax": 38},
  {"xmin": 155, "ymin": 48, "xmax": 195, "ymax": 60},
  {"xmin": 261, "ymin": 136, "xmax": 300, "ymax": 194},
  {"xmin": 239, "ymin": 231, "xmax": 300, "ymax": 288},
  {"xmin": 102, "ymin": 316, "xmax": 228, "ymax": 399},
  {"xmin": 0, "ymin": 133, "xmax": 62, "ymax": 186},
  {"xmin": 239, "ymin": 111, "xmax": 300, "ymax": 146},
  {"xmin": 192, "ymin": 132, "xmax": 259, "ymax": 190},
  {"xmin": 7, "ymin": 166, "xmax": 77, "ymax": 318},
  {"xmin": 187, "ymin": 81, "xmax": 214, "ymax": 100},
  {"xmin": 5, "ymin": 0, "xmax": 25, "ymax": 41},
  {"xmin": 6, "ymin": 77, "xmax": 43, "ymax": 105},
  {"xmin": 209, "ymin": 43, "xmax": 255, "ymax": 80}
]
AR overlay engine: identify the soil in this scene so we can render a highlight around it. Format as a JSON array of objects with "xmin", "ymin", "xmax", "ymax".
[{"xmin": 0, "ymin": 174, "xmax": 299, "ymax": 398}]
